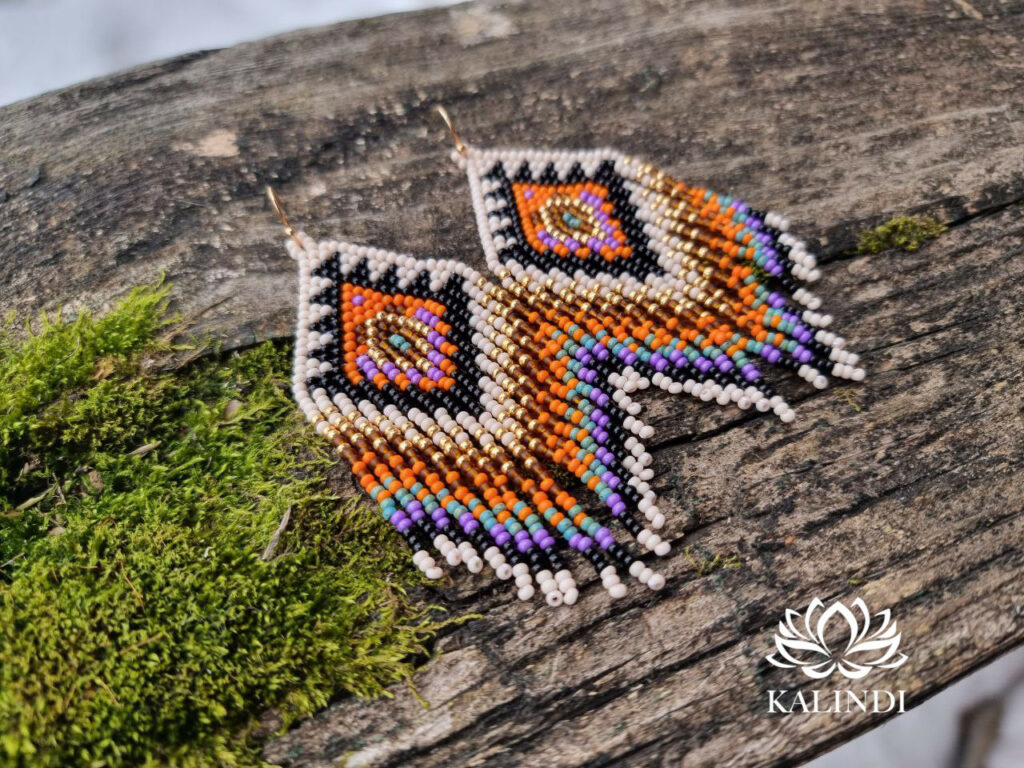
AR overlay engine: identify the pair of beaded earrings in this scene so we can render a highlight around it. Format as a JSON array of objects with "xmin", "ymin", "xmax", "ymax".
[{"xmin": 273, "ymin": 108, "xmax": 864, "ymax": 608}]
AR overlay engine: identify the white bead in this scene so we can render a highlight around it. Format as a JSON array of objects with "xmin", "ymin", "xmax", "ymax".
[{"xmin": 648, "ymin": 573, "xmax": 666, "ymax": 591}]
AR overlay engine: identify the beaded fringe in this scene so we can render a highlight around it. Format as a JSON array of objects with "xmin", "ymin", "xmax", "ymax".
[{"xmin": 287, "ymin": 146, "xmax": 864, "ymax": 606}]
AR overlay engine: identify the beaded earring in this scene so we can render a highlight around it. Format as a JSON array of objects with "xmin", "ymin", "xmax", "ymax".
[
  {"xmin": 273, "ymin": 189, "xmax": 665, "ymax": 606},
  {"xmin": 440, "ymin": 107, "xmax": 864, "ymax": 420},
  {"xmin": 270, "ymin": 109, "xmax": 863, "ymax": 609}
]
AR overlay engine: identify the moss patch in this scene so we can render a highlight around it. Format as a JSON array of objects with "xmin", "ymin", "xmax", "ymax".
[
  {"xmin": 856, "ymin": 215, "xmax": 946, "ymax": 255},
  {"xmin": 0, "ymin": 284, "xmax": 450, "ymax": 766},
  {"xmin": 684, "ymin": 546, "xmax": 742, "ymax": 577}
]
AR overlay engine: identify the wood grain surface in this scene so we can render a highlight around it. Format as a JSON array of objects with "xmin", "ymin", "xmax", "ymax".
[{"xmin": 2, "ymin": 0, "xmax": 1023, "ymax": 766}]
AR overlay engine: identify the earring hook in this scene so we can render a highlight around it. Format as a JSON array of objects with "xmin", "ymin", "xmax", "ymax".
[
  {"xmin": 265, "ymin": 185, "xmax": 303, "ymax": 247},
  {"xmin": 435, "ymin": 105, "xmax": 468, "ymax": 156}
]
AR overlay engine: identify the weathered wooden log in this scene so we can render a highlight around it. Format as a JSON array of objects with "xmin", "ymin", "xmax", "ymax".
[{"xmin": 2, "ymin": 0, "xmax": 1023, "ymax": 766}]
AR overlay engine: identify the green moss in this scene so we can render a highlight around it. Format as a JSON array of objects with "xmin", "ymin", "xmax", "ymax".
[
  {"xmin": 856, "ymin": 215, "xmax": 946, "ymax": 255},
  {"xmin": 832, "ymin": 387, "xmax": 863, "ymax": 413},
  {"xmin": 684, "ymin": 546, "xmax": 742, "ymax": 578},
  {"xmin": 0, "ymin": 285, "xmax": 452, "ymax": 767}
]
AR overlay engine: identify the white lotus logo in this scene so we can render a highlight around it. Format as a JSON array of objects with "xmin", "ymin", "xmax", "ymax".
[{"xmin": 766, "ymin": 597, "xmax": 908, "ymax": 680}]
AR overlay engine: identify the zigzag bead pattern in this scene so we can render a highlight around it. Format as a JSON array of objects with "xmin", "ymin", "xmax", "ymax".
[{"xmin": 285, "ymin": 146, "xmax": 864, "ymax": 607}]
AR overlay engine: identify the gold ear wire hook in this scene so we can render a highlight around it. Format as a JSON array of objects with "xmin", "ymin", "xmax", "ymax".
[
  {"xmin": 265, "ymin": 185, "xmax": 303, "ymax": 247},
  {"xmin": 435, "ymin": 105, "xmax": 468, "ymax": 156}
]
